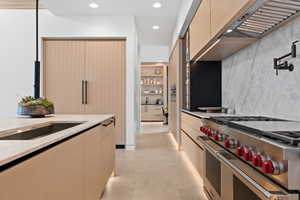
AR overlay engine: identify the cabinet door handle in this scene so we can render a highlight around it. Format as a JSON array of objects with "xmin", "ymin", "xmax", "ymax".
[
  {"xmin": 102, "ymin": 120, "xmax": 114, "ymax": 127},
  {"xmin": 85, "ymin": 80, "xmax": 88, "ymax": 104},
  {"xmin": 81, "ymin": 80, "xmax": 85, "ymax": 104}
]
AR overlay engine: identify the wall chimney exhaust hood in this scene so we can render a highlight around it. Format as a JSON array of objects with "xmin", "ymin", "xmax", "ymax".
[
  {"xmin": 226, "ymin": 0, "xmax": 300, "ymax": 38},
  {"xmin": 198, "ymin": 0, "xmax": 300, "ymax": 61}
]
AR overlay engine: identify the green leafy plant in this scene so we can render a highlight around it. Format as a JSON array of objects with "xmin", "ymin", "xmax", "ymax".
[{"xmin": 19, "ymin": 96, "xmax": 54, "ymax": 107}]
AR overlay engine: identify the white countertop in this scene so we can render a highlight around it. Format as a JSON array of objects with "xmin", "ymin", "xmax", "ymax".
[
  {"xmin": 182, "ymin": 109, "xmax": 239, "ymax": 119},
  {"xmin": 0, "ymin": 114, "xmax": 114, "ymax": 167}
]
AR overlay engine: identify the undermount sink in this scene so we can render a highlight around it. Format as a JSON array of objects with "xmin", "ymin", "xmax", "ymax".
[{"xmin": 0, "ymin": 122, "xmax": 83, "ymax": 140}]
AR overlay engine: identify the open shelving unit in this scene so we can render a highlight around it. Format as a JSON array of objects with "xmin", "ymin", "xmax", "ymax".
[{"xmin": 140, "ymin": 63, "xmax": 167, "ymax": 122}]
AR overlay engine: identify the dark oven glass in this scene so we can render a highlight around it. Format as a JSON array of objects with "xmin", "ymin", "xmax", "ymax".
[
  {"xmin": 206, "ymin": 151, "xmax": 221, "ymax": 195},
  {"xmin": 233, "ymin": 175, "xmax": 261, "ymax": 200}
]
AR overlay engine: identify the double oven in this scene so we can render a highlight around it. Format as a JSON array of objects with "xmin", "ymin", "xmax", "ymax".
[{"xmin": 196, "ymin": 136, "xmax": 297, "ymax": 200}]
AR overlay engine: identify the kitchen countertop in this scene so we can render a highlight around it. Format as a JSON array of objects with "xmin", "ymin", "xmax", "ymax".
[
  {"xmin": 182, "ymin": 109, "xmax": 239, "ymax": 119},
  {"xmin": 234, "ymin": 121, "xmax": 300, "ymax": 132},
  {"xmin": 0, "ymin": 114, "xmax": 114, "ymax": 167},
  {"xmin": 141, "ymin": 104, "xmax": 163, "ymax": 106}
]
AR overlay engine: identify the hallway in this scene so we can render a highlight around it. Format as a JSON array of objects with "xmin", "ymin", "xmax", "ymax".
[{"xmin": 101, "ymin": 132, "xmax": 207, "ymax": 200}]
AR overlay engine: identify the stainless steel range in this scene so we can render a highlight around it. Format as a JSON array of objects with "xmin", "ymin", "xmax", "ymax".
[{"xmin": 196, "ymin": 116, "xmax": 300, "ymax": 200}]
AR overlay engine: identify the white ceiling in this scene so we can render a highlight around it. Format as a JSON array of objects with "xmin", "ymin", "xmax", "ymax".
[{"xmin": 41, "ymin": 0, "xmax": 182, "ymax": 46}]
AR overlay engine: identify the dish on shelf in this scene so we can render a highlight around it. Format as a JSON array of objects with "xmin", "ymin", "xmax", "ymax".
[{"xmin": 154, "ymin": 68, "xmax": 162, "ymax": 75}]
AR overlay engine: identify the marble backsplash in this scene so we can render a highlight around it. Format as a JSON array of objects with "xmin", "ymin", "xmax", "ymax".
[{"xmin": 222, "ymin": 17, "xmax": 300, "ymax": 121}]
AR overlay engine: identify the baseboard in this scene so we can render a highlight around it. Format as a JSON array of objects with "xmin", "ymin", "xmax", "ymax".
[{"xmin": 126, "ymin": 145, "xmax": 136, "ymax": 151}]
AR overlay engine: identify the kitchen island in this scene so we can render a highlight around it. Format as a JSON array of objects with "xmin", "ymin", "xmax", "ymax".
[{"xmin": 0, "ymin": 114, "xmax": 116, "ymax": 200}]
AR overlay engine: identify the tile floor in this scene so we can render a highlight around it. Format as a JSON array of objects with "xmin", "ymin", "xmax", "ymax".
[
  {"xmin": 140, "ymin": 122, "xmax": 169, "ymax": 134},
  {"xmin": 101, "ymin": 132, "xmax": 207, "ymax": 200}
]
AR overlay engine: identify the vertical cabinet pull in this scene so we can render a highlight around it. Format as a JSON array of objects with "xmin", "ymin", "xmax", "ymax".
[
  {"xmin": 82, "ymin": 80, "xmax": 85, "ymax": 104},
  {"xmin": 85, "ymin": 80, "xmax": 88, "ymax": 104}
]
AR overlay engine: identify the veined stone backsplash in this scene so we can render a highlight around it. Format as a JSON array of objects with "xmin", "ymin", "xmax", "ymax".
[{"xmin": 222, "ymin": 16, "xmax": 300, "ymax": 121}]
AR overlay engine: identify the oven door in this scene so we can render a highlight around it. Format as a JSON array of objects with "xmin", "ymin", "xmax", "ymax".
[
  {"xmin": 218, "ymin": 151, "xmax": 299, "ymax": 200},
  {"xmin": 197, "ymin": 136, "xmax": 224, "ymax": 200}
]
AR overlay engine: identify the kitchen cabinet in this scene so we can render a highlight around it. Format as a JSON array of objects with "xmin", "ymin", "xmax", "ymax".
[
  {"xmin": 0, "ymin": 121, "xmax": 115, "ymax": 200},
  {"xmin": 188, "ymin": 0, "xmax": 256, "ymax": 61},
  {"xmin": 181, "ymin": 112, "xmax": 204, "ymax": 177},
  {"xmin": 189, "ymin": 0, "xmax": 211, "ymax": 60},
  {"xmin": 85, "ymin": 125, "xmax": 104, "ymax": 200},
  {"xmin": 211, "ymin": 0, "xmax": 255, "ymax": 39},
  {"xmin": 181, "ymin": 131, "xmax": 204, "ymax": 178},
  {"xmin": 169, "ymin": 40, "xmax": 182, "ymax": 144},
  {"xmin": 199, "ymin": 37, "xmax": 257, "ymax": 60},
  {"xmin": 43, "ymin": 39, "xmax": 125, "ymax": 145}
]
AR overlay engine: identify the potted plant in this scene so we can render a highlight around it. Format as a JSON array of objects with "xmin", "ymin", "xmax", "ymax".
[{"xmin": 18, "ymin": 96, "xmax": 54, "ymax": 118}]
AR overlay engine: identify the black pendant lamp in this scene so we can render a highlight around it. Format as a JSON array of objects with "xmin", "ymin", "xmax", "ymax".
[{"xmin": 34, "ymin": 0, "xmax": 40, "ymax": 99}]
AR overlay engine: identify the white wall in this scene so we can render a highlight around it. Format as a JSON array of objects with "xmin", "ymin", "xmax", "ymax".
[
  {"xmin": 170, "ymin": 0, "xmax": 196, "ymax": 51},
  {"xmin": 140, "ymin": 45, "xmax": 169, "ymax": 62},
  {"xmin": 0, "ymin": 10, "xmax": 139, "ymax": 149}
]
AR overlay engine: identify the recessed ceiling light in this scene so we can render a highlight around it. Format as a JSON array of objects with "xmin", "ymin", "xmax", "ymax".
[
  {"xmin": 153, "ymin": 2, "xmax": 162, "ymax": 8},
  {"xmin": 226, "ymin": 29, "xmax": 233, "ymax": 33},
  {"xmin": 152, "ymin": 25, "xmax": 160, "ymax": 30},
  {"xmin": 89, "ymin": 2, "xmax": 99, "ymax": 8}
]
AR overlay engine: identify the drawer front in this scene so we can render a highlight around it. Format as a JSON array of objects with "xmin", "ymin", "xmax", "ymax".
[
  {"xmin": 181, "ymin": 112, "xmax": 203, "ymax": 141},
  {"xmin": 181, "ymin": 131, "xmax": 204, "ymax": 178}
]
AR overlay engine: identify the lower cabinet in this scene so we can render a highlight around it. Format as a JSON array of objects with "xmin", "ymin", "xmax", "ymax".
[
  {"xmin": 0, "ymin": 121, "xmax": 115, "ymax": 200},
  {"xmin": 181, "ymin": 130, "xmax": 204, "ymax": 178}
]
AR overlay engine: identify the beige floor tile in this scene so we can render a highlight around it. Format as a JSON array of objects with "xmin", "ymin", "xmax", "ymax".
[
  {"xmin": 101, "ymin": 132, "xmax": 207, "ymax": 200},
  {"xmin": 140, "ymin": 122, "xmax": 169, "ymax": 134}
]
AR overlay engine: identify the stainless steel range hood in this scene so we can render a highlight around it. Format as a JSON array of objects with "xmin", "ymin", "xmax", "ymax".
[
  {"xmin": 198, "ymin": 0, "xmax": 300, "ymax": 61},
  {"xmin": 227, "ymin": 0, "xmax": 300, "ymax": 38}
]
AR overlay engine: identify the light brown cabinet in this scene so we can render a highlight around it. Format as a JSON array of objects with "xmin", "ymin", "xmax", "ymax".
[
  {"xmin": 0, "ymin": 121, "xmax": 115, "ymax": 200},
  {"xmin": 43, "ymin": 39, "xmax": 125, "ymax": 145},
  {"xmin": 169, "ymin": 40, "xmax": 182, "ymax": 143},
  {"xmin": 189, "ymin": 0, "xmax": 211, "ymax": 60},
  {"xmin": 181, "ymin": 112, "xmax": 204, "ymax": 178},
  {"xmin": 189, "ymin": 0, "xmax": 256, "ymax": 60},
  {"xmin": 181, "ymin": 131, "xmax": 204, "ymax": 178},
  {"xmin": 211, "ymin": 0, "xmax": 255, "ymax": 39}
]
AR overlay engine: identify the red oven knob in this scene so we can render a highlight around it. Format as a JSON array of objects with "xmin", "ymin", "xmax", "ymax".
[
  {"xmin": 224, "ymin": 139, "xmax": 231, "ymax": 148},
  {"xmin": 206, "ymin": 129, "xmax": 212, "ymax": 136},
  {"xmin": 224, "ymin": 139, "xmax": 238, "ymax": 148},
  {"xmin": 236, "ymin": 146, "xmax": 245, "ymax": 157},
  {"xmin": 201, "ymin": 127, "xmax": 205, "ymax": 133},
  {"xmin": 213, "ymin": 133, "xmax": 220, "ymax": 141},
  {"xmin": 253, "ymin": 155, "xmax": 263, "ymax": 167},
  {"xmin": 262, "ymin": 161, "xmax": 275, "ymax": 174},
  {"xmin": 243, "ymin": 150, "xmax": 253, "ymax": 161},
  {"xmin": 214, "ymin": 133, "xmax": 226, "ymax": 141}
]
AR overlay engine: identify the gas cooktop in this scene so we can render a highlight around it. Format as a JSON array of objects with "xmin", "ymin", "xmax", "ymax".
[
  {"xmin": 210, "ymin": 116, "xmax": 287, "ymax": 124},
  {"xmin": 210, "ymin": 116, "xmax": 300, "ymax": 146},
  {"xmin": 233, "ymin": 121, "xmax": 300, "ymax": 146}
]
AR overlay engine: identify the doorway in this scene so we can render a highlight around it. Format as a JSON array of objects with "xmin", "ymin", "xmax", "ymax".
[{"xmin": 140, "ymin": 62, "xmax": 168, "ymax": 134}]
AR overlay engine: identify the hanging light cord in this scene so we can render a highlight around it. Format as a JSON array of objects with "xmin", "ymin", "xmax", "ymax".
[
  {"xmin": 34, "ymin": 0, "xmax": 40, "ymax": 98},
  {"xmin": 36, "ymin": 0, "xmax": 39, "ymax": 61}
]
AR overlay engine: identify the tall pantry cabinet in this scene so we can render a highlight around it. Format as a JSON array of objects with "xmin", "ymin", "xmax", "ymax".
[{"xmin": 43, "ymin": 39, "xmax": 126, "ymax": 145}]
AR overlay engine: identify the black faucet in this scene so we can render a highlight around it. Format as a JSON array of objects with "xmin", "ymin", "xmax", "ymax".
[{"xmin": 273, "ymin": 40, "xmax": 298, "ymax": 76}]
